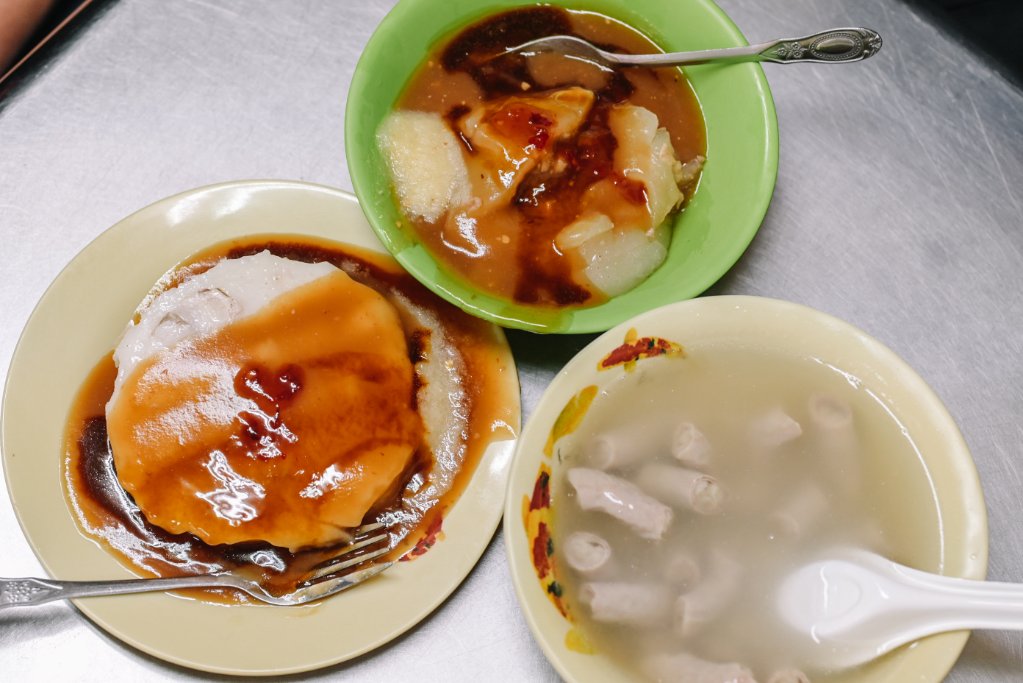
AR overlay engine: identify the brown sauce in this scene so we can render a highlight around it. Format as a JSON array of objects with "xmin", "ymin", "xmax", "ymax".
[
  {"xmin": 395, "ymin": 7, "xmax": 706, "ymax": 307},
  {"xmin": 62, "ymin": 236, "xmax": 518, "ymax": 603},
  {"xmin": 107, "ymin": 266, "xmax": 424, "ymax": 550}
]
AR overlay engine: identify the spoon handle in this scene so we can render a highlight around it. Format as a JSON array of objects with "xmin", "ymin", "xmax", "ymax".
[
  {"xmin": 786, "ymin": 552, "xmax": 1023, "ymax": 668},
  {"xmin": 752, "ymin": 28, "xmax": 883, "ymax": 64},
  {"xmin": 883, "ymin": 561, "xmax": 1023, "ymax": 633},
  {"xmin": 610, "ymin": 28, "xmax": 882, "ymax": 67}
]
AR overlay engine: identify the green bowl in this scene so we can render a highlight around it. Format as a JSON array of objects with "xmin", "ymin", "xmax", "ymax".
[{"xmin": 346, "ymin": 0, "xmax": 778, "ymax": 333}]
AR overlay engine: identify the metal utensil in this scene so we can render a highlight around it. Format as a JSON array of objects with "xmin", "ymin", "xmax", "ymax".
[
  {"xmin": 778, "ymin": 549, "xmax": 1022, "ymax": 670},
  {"xmin": 0, "ymin": 522, "xmax": 394, "ymax": 608},
  {"xmin": 502, "ymin": 28, "xmax": 882, "ymax": 67}
]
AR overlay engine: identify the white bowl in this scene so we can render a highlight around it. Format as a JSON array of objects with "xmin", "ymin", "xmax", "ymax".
[{"xmin": 504, "ymin": 295, "xmax": 987, "ymax": 683}]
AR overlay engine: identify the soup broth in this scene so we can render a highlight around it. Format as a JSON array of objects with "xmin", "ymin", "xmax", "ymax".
[
  {"xmin": 551, "ymin": 347, "xmax": 942, "ymax": 681},
  {"xmin": 385, "ymin": 7, "xmax": 707, "ymax": 307}
]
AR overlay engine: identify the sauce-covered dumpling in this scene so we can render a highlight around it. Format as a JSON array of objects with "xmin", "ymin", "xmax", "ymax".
[
  {"xmin": 106, "ymin": 252, "xmax": 422, "ymax": 551},
  {"xmin": 64, "ymin": 237, "xmax": 519, "ymax": 602},
  {"xmin": 378, "ymin": 7, "xmax": 706, "ymax": 308}
]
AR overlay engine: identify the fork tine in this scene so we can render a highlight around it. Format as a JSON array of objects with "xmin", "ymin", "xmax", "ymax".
[
  {"xmin": 282, "ymin": 521, "xmax": 396, "ymax": 597},
  {"xmin": 301, "ymin": 521, "xmax": 394, "ymax": 583},
  {"xmin": 314, "ymin": 531, "xmax": 388, "ymax": 565},
  {"xmin": 304, "ymin": 544, "xmax": 391, "ymax": 583},
  {"xmin": 295, "ymin": 561, "xmax": 394, "ymax": 601},
  {"xmin": 350, "ymin": 521, "xmax": 384, "ymax": 536}
]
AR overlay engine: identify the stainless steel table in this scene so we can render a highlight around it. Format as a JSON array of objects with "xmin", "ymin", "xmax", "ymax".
[{"xmin": 2, "ymin": 0, "xmax": 1021, "ymax": 680}]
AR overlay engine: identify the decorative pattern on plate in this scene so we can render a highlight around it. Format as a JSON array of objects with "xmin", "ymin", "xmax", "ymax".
[
  {"xmin": 597, "ymin": 328, "xmax": 685, "ymax": 372},
  {"xmin": 520, "ymin": 464, "xmax": 592, "ymax": 658},
  {"xmin": 525, "ymin": 380, "xmax": 603, "ymax": 619},
  {"xmin": 521, "ymin": 464, "xmax": 564, "ymax": 613},
  {"xmin": 523, "ymin": 331, "xmax": 686, "ymax": 653},
  {"xmin": 543, "ymin": 385, "xmax": 598, "ymax": 457},
  {"xmin": 399, "ymin": 511, "xmax": 445, "ymax": 562}
]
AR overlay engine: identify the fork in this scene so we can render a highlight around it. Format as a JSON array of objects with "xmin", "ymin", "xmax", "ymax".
[
  {"xmin": 500, "ymin": 28, "xmax": 882, "ymax": 68},
  {"xmin": 0, "ymin": 522, "xmax": 394, "ymax": 608}
]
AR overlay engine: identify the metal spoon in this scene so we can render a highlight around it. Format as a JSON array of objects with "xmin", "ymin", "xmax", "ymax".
[
  {"xmin": 778, "ymin": 549, "xmax": 1022, "ymax": 671},
  {"xmin": 502, "ymin": 28, "xmax": 882, "ymax": 68}
]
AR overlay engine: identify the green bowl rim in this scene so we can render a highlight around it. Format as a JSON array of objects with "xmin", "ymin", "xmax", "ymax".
[{"xmin": 346, "ymin": 0, "xmax": 779, "ymax": 333}]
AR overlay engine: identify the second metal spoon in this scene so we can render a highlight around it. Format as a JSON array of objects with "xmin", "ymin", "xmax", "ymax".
[{"xmin": 502, "ymin": 27, "xmax": 882, "ymax": 67}]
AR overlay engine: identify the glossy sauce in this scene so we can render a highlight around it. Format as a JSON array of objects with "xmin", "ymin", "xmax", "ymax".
[
  {"xmin": 396, "ymin": 7, "xmax": 706, "ymax": 306},
  {"xmin": 108, "ymin": 267, "xmax": 423, "ymax": 550},
  {"xmin": 63, "ymin": 236, "xmax": 518, "ymax": 602}
]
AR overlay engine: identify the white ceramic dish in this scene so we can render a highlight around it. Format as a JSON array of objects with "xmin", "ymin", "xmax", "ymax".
[
  {"xmin": 504, "ymin": 295, "xmax": 988, "ymax": 683},
  {"xmin": 1, "ymin": 180, "xmax": 520, "ymax": 675}
]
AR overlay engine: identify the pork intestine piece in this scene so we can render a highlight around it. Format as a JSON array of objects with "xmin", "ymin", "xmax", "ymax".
[
  {"xmin": 377, "ymin": 110, "xmax": 471, "ymax": 223},
  {"xmin": 662, "ymin": 550, "xmax": 701, "ymax": 589},
  {"xmin": 673, "ymin": 551, "xmax": 744, "ymax": 638},
  {"xmin": 584, "ymin": 432, "xmax": 641, "ymax": 470},
  {"xmin": 672, "ymin": 421, "xmax": 712, "ymax": 469},
  {"xmin": 583, "ymin": 419, "xmax": 709, "ymax": 472},
  {"xmin": 636, "ymin": 463, "xmax": 724, "ymax": 515},
  {"xmin": 808, "ymin": 392, "xmax": 860, "ymax": 495},
  {"xmin": 582, "ymin": 424, "xmax": 662, "ymax": 471},
  {"xmin": 641, "ymin": 652, "xmax": 758, "ymax": 683},
  {"xmin": 768, "ymin": 668, "xmax": 812, "ymax": 683},
  {"xmin": 750, "ymin": 407, "xmax": 803, "ymax": 451},
  {"xmin": 808, "ymin": 392, "xmax": 853, "ymax": 431},
  {"xmin": 563, "ymin": 531, "xmax": 613, "ymax": 574},
  {"xmin": 567, "ymin": 467, "xmax": 673, "ymax": 540},
  {"xmin": 578, "ymin": 581, "xmax": 672, "ymax": 626},
  {"xmin": 769, "ymin": 480, "xmax": 829, "ymax": 539}
]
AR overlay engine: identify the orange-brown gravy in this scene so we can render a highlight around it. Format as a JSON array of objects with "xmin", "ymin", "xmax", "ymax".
[
  {"xmin": 62, "ymin": 236, "xmax": 518, "ymax": 603},
  {"xmin": 395, "ymin": 6, "xmax": 706, "ymax": 307}
]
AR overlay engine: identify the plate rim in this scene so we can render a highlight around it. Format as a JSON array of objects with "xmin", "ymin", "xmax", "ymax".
[{"xmin": 1, "ymin": 179, "xmax": 521, "ymax": 675}]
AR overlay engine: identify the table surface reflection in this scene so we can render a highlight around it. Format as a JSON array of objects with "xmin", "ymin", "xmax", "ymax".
[{"xmin": 1, "ymin": 0, "xmax": 1021, "ymax": 680}]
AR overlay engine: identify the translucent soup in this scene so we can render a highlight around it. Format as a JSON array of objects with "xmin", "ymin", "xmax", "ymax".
[{"xmin": 551, "ymin": 346, "xmax": 942, "ymax": 682}]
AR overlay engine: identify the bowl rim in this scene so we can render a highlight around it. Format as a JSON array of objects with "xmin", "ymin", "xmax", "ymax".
[
  {"xmin": 345, "ymin": 0, "xmax": 779, "ymax": 334},
  {"xmin": 503, "ymin": 294, "xmax": 989, "ymax": 682}
]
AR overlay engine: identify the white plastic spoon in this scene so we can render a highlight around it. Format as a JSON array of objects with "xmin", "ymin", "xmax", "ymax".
[{"xmin": 778, "ymin": 549, "xmax": 1023, "ymax": 671}]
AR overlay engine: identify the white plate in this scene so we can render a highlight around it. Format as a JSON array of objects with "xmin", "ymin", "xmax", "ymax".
[{"xmin": 1, "ymin": 180, "xmax": 520, "ymax": 675}]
